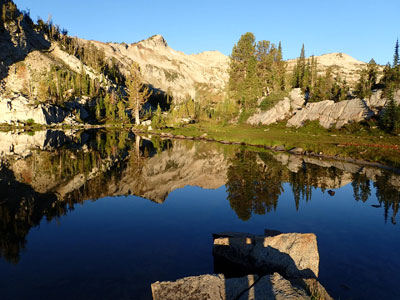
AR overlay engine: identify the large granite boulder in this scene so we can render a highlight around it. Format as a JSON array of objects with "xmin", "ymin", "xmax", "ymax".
[
  {"xmin": 152, "ymin": 273, "xmax": 314, "ymax": 300},
  {"xmin": 287, "ymin": 98, "xmax": 374, "ymax": 129},
  {"xmin": 152, "ymin": 231, "xmax": 332, "ymax": 300},
  {"xmin": 247, "ymin": 89, "xmax": 305, "ymax": 125},
  {"xmin": 213, "ymin": 232, "xmax": 319, "ymax": 279},
  {"xmin": 0, "ymin": 95, "xmax": 70, "ymax": 125}
]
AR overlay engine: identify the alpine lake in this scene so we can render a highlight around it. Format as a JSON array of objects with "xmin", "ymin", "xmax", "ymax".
[{"xmin": 0, "ymin": 129, "xmax": 399, "ymax": 300}]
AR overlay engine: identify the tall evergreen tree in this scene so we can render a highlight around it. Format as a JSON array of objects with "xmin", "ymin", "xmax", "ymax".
[
  {"xmin": 292, "ymin": 44, "xmax": 306, "ymax": 89},
  {"xmin": 126, "ymin": 62, "xmax": 152, "ymax": 125},
  {"xmin": 394, "ymin": 39, "xmax": 399, "ymax": 67},
  {"xmin": 228, "ymin": 32, "xmax": 259, "ymax": 108},
  {"xmin": 274, "ymin": 41, "xmax": 286, "ymax": 91}
]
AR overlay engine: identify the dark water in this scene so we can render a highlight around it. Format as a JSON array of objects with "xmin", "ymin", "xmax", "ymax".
[{"xmin": 0, "ymin": 130, "xmax": 399, "ymax": 300}]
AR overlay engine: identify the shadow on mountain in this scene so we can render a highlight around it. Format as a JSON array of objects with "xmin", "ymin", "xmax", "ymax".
[{"xmin": 0, "ymin": 1, "xmax": 50, "ymax": 81}]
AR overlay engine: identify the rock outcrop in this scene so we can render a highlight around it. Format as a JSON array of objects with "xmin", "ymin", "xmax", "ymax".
[
  {"xmin": 213, "ymin": 232, "xmax": 319, "ymax": 279},
  {"xmin": 248, "ymin": 87, "xmax": 400, "ymax": 129},
  {"xmin": 152, "ymin": 231, "xmax": 332, "ymax": 300},
  {"xmin": 0, "ymin": 94, "xmax": 88, "ymax": 125},
  {"xmin": 287, "ymin": 98, "xmax": 374, "ymax": 128},
  {"xmin": 0, "ymin": 0, "xmax": 50, "ymax": 81},
  {"xmin": 152, "ymin": 273, "xmax": 313, "ymax": 300},
  {"xmin": 88, "ymin": 35, "xmax": 230, "ymax": 101},
  {"xmin": 0, "ymin": 94, "xmax": 72, "ymax": 125},
  {"xmin": 247, "ymin": 89, "xmax": 305, "ymax": 125}
]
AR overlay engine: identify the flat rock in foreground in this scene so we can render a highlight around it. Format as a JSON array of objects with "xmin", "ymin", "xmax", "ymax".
[
  {"xmin": 213, "ymin": 232, "xmax": 319, "ymax": 278},
  {"xmin": 151, "ymin": 273, "xmax": 311, "ymax": 300}
]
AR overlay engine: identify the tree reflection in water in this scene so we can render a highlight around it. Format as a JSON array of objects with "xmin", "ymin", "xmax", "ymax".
[
  {"xmin": 226, "ymin": 149, "xmax": 284, "ymax": 221},
  {"xmin": 226, "ymin": 148, "xmax": 399, "ymax": 223},
  {"xmin": 0, "ymin": 132, "xmax": 399, "ymax": 264}
]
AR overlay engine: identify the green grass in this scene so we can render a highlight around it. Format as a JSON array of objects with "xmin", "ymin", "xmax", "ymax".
[{"xmin": 153, "ymin": 120, "xmax": 400, "ymax": 168}]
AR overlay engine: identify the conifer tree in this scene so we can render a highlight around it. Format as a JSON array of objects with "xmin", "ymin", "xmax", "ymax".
[
  {"xmin": 292, "ymin": 44, "xmax": 306, "ymax": 89},
  {"xmin": 394, "ymin": 39, "xmax": 399, "ymax": 68},
  {"xmin": 229, "ymin": 32, "xmax": 258, "ymax": 108},
  {"xmin": 126, "ymin": 62, "xmax": 152, "ymax": 125}
]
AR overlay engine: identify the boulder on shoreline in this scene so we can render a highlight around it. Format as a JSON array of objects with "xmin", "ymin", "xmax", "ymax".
[
  {"xmin": 152, "ymin": 273, "xmax": 313, "ymax": 300},
  {"xmin": 151, "ymin": 231, "xmax": 332, "ymax": 300},
  {"xmin": 213, "ymin": 232, "xmax": 319, "ymax": 279},
  {"xmin": 0, "ymin": 94, "xmax": 83, "ymax": 125}
]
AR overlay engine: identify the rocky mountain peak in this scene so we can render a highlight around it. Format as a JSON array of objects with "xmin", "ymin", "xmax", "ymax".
[{"xmin": 137, "ymin": 34, "xmax": 168, "ymax": 49}]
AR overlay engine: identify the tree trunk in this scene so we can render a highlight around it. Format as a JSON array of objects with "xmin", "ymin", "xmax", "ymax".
[
  {"xmin": 135, "ymin": 135, "xmax": 141, "ymax": 160},
  {"xmin": 135, "ymin": 95, "xmax": 140, "ymax": 125}
]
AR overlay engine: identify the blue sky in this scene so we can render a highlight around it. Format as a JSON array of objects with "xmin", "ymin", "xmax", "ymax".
[{"xmin": 14, "ymin": 0, "xmax": 400, "ymax": 64}]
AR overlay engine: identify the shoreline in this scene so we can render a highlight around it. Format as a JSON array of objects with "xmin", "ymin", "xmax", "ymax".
[
  {"xmin": 1, "ymin": 121, "xmax": 399, "ymax": 173},
  {"xmin": 134, "ymin": 129, "xmax": 400, "ymax": 174}
]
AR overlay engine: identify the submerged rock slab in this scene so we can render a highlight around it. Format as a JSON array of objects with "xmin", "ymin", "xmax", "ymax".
[
  {"xmin": 213, "ymin": 232, "xmax": 319, "ymax": 279},
  {"xmin": 151, "ymin": 273, "xmax": 311, "ymax": 300}
]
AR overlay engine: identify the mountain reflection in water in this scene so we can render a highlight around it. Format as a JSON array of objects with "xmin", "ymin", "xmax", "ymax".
[{"xmin": 0, "ymin": 129, "xmax": 399, "ymax": 299}]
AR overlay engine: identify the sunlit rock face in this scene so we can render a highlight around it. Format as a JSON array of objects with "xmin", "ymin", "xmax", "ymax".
[
  {"xmin": 152, "ymin": 231, "xmax": 333, "ymax": 300},
  {"xmin": 287, "ymin": 98, "xmax": 374, "ymax": 129},
  {"xmin": 151, "ymin": 273, "xmax": 314, "ymax": 300},
  {"xmin": 85, "ymin": 35, "xmax": 230, "ymax": 102},
  {"xmin": 0, "ymin": 95, "xmax": 71, "ymax": 125},
  {"xmin": 213, "ymin": 232, "xmax": 320, "ymax": 278},
  {"xmin": 247, "ymin": 89, "xmax": 305, "ymax": 126}
]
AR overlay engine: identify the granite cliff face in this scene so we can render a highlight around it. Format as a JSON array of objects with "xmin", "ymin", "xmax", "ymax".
[
  {"xmin": 87, "ymin": 35, "xmax": 230, "ymax": 101},
  {"xmin": 248, "ymin": 89, "xmax": 400, "ymax": 128}
]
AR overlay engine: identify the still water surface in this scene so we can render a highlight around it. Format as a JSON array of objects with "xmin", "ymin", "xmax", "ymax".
[{"xmin": 0, "ymin": 130, "xmax": 399, "ymax": 300}]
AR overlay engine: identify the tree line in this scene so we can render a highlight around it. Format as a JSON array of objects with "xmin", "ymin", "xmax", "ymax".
[{"xmin": 227, "ymin": 32, "xmax": 400, "ymax": 133}]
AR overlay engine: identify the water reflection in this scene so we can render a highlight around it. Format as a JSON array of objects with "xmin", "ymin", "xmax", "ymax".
[{"xmin": 0, "ymin": 129, "xmax": 399, "ymax": 264}]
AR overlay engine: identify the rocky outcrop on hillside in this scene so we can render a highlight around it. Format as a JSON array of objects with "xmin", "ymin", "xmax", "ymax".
[
  {"xmin": 247, "ymin": 89, "xmax": 304, "ymax": 125},
  {"xmin": 0, "ymin": 94, "xmax": 63, "ymax": 125},
  {"xmin": 248, "ymin": 87, "xmax": 400, "ymax": 128},
  {"xmin": 88, "ymin": 35, "xmax": 230, "ymax": 101},
  {"xmin": 287, "ymin": 98, "xmax": 374, "ymax": 129},
  {"xmin": 0, "ymin": 94, "xmax": 82, "ymax": 125},
  {"xmin": 0, "ymin": 0, "xmax": 50, "ymax": 80}
]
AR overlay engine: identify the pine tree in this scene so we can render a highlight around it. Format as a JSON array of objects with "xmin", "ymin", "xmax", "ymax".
[
  {"xmin": 228, "ymin": 32, "xmax": 259, "ymax": 108},
  {"xmin": 126, "ymin": 62, "xmax": 152, "ymax": 125},
  {"xmin": 355, "ymin": 58, "xmax": 378, "ymax": 99},
  {"xmin": 394, "ymin": 39, "xmax": 399, "ymax": 68},
  {"xmin": 256, "ymin": 40, "xmax": 273, "ymax": 96},
  {"xmin": 292, "ymin": 44, "xmax": 306, "ymax": 89},
  {"xmin": 276, "ymin": 41, "xmax": 286, "ymax": 91},
  {"xmin": 380, "ymin": 89, "xmax": 400, "ymax": 134}
]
